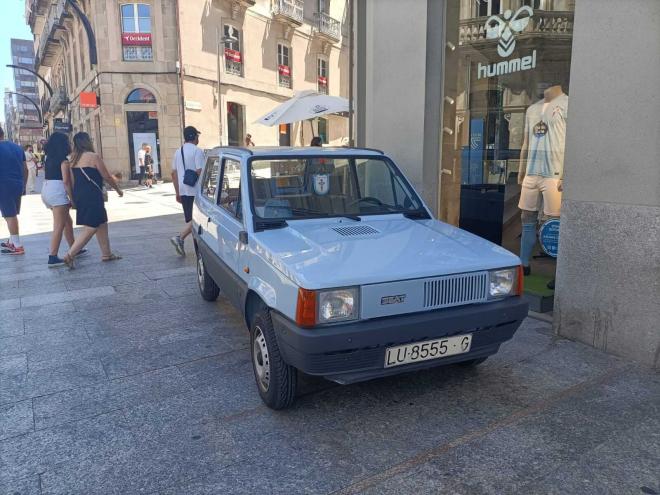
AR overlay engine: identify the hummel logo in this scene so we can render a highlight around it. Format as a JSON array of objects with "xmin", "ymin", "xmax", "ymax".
[{"xmin": 486, "ymin": 6, "xmax": 533, "ymax": 58}]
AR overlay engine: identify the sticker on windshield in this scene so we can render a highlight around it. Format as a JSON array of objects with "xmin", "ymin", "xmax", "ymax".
[{"xmin": 313, "ymin": 174, "xmax": 330, "ymax": 196}]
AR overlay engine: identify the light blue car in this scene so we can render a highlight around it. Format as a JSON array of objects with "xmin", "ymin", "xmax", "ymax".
[{"xmin": 192, "ymin": 146, "xmax": 528, "ymax": 409}]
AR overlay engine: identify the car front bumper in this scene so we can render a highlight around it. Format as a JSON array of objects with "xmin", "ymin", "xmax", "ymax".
[{"xmin": 270, "ymin": 297, "xmax": 528, "ymax": 384}]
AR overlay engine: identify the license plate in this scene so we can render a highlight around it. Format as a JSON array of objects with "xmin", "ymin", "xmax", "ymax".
[{"xmin": 384, "ymin": 334, "xmax": 472, "ymax": 368}]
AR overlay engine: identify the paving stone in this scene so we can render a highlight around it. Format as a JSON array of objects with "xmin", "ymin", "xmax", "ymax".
[
  {"xmin": 0, "ymin": 315, "xmax": 24, "ymax": 338},
  {"xmin": 0, "ymin": 410, "xmax": 136, "ymax": 486},
  {"xmin": 0, "ymin": 475, "xmax": 41, "ymax": 495},
  {"xmin": 0, "ymin": 400, "xmax": 34, "ymax": 441},
  {"xmin": 0, "ymin": 353, "xmax": 28, "ymax": 376},
  {"xmin": 0, "ymin": 327, "xmax": 89, "ymax": 358},
  {"xmin": 0, "ymin": 282, "xmax": 68, "ymax": 301},
  {"xmin": 20, "ymin": 285, "xmax": 115, "ymax": 308}
]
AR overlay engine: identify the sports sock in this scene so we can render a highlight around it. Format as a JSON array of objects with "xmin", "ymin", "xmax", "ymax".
[
  {"xmin": 519, "ymin": 223, "xmax": 536, "ymax": 267},
  {"xmin": 10, "ymin": 235, "xmax": 22, "ymax": 248}
]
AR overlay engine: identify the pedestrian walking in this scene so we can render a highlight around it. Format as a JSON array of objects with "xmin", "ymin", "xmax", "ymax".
[
  {"xmin": 25, "ymin": 145, "xmax": 38, "ymax": 193},
  {"xmin": 170, "ymin": 126, "xmax": 203, "ymax": 256},
  {"xmin": 245, "ymin": 133, "xmax": 255, "ymax": 147},
  {"xmin": 144, "ymin": 145, "xmax": 154, "ymax": 188},
  {"xmin": 310, "ymin": 136, "xmax": 323, "ymax": 147},
  {"xmin": 41, "ymin": 132, "xmax": 88, "ymax": 267},
  {"xmin": 0, "ymin": 126, "xmax": 27, "ymax": 255},
  {"xmin": 60, "ymin": 132, "xmax": 124, "ymax": 268},
  {"xmin": 137, "ymin": 142, "xmax": 148, "ymax": 186}
]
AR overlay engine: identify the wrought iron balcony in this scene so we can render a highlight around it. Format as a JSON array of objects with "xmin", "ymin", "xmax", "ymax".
[
  {"xmin": 48, "ymin": 86, "xmax": 68, "ymax": 115},
  {"xmin": 314, "ymin": 12, "xmax": 341, "ymax": 42},
  {"xmin": 36, "ymin": 0, "xmax": 70, "ymax": 69},
  {"xmin": 271, "ymin": 0, "xmax": 303, "ymax": 26},
  {"xmin": 458, "ymin": 10, "xmax": 574, "ymax": 47}
]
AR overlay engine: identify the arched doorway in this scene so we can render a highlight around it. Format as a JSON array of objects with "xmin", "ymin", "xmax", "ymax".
[{"xmin": 125, "ymin": 88, "xmax": 161, "ymax": 180}]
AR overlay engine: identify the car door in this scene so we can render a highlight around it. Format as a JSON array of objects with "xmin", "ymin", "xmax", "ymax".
[
  {"xmin": 210, "ymin": 155, "xmax": 247, "ymax": 308},
  {"xmin": 196, "ymin": 155, "xmax": 221, "ymax": 258}
]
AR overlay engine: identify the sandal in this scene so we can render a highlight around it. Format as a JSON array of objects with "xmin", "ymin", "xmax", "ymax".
[
  {"xmin": 63, "ymin": 253, "xmax": 75, "ymax": 270},
  {"xmin": 102, "ymin": 253, "xmax": 122, "ymax": 262}
]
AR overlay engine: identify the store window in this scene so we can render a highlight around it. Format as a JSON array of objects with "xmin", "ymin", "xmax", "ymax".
[
  {"xmin": 125, "ymin": 88, "xmax": 157, "ymax": 104},
  {"xmin": 317, "ymin": 57, "xmax": 328, "ymax": 94},
  {"xmin": 121, "ymin": 3, "xmax": 153, "ymax": 61},
  {"xmin": 277, "ymin": 43, "xmax": 291, "ymax": 88},
  {"xmin": 440, "ymin": 0, "xmax": 575, "ymax": 285},
  {"xmin": 224, "ymin": 25, "xmax": 242, "ymax": 76}
]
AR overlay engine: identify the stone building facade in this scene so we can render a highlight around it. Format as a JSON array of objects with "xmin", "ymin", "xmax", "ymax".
[{"xmin": 25, "ymin": 0, "xmax": 349, "ymax": 179}]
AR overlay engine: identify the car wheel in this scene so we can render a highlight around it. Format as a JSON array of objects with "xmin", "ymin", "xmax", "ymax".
[
  {"xmin": 196, "ymin": 251, "xmax": 219, "ymax": 301},
  {"xmin": 250, "ymin": 306, "xmax": 297, "ymax": 410},
  {"xmin": 458, "ymin": 357, "xmax": 488, "ymax": 367}
]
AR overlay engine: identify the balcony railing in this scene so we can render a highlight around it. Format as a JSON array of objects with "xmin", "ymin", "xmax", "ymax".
[
  {"xmin": 458, "ymin": 10, "xmax": 574, "ymax": 46},
  {"xmin": 314, "ymin": 12, "xmax": 341, "ymax": 42},
  {"xmin": 36, "ymin": 0, "xmax": 68, "ymax": 68},
  {"xmin": 272, "ymin": 0, "xmax": 303, "ymax": 26}
]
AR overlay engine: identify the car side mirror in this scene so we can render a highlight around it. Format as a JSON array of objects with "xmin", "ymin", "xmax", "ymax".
[{"xmin": 239, "ymin": 231, "xmax": 248, "ymax": 245}]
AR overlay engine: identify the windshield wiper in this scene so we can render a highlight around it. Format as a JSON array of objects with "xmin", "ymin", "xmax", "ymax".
[
  {"xmin": 255, "ymin": 218, "xmax": 288, "ymax": 231},
  {"xmin": 402, "ymin": 208, "xmax": 431, "ymax": 220},
  {"xmin": 290, "ymin": 208, "xmax": 361, "ymax": 222}
]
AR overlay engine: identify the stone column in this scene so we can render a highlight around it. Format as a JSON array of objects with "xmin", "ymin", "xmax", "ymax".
[{"xmin": 554, "ymin": 0, "xmax": 660, "ymax": 369}]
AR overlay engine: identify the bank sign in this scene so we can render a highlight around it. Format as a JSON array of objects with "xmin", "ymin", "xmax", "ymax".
[
  {"xmin": 122, "ymin": 33, "xmax": 152, "ymax": 46},
  {"xmin": 477, "ymin": 6, "xmax": 536, "ymax": 79}
]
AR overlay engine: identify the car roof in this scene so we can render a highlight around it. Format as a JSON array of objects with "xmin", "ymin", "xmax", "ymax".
[{"xmin": 205, "ymin": 146, "xmax": 385, "ymax": 158}]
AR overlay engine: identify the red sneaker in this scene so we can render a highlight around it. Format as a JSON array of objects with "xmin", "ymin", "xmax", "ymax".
[{"xmin": 1, "ymin": 243, "xmax": 25, "ymax": 255}]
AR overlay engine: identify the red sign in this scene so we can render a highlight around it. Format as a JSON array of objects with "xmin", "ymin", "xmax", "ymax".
[
  {"xmin": 79, "ymin": 92, "xmax": 98, "ymax": 109},
  {"xmin": 224, "ymin": 48, "xmax": 242, "ymax": 63},
  {"xmin": 318, "ymin": 76, "xmax": 328, "ymax": 86},
  {"xmin": 278, "ymin": 65, "xmax": 291, "ymax": 76},
  {"xmin": 122, "ymin": 33, "xmax": 152, "ymax": 46}
]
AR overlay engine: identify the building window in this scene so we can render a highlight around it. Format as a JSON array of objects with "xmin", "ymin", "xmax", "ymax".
[
  {"xmin": 277, "ymin": 43, "xmax": 291, "ymax": 88},
  {"xmin": 476, "ymin": 0, "xmax": 501, "ymax": 16},
  {"xmin": 121, "ymin": 3, "xmax": 153, "ymax": 61},
  {"xmin": 317, "ymin": 57, "xmax": 328, "ymax": 94},
  {"xmin": 224, "ymin": 25, "xmax": 242, "ymax": 76},
  {"xmin": 126, "ymin": 88, "xmax": 157, "ymax": 104},
  {"xmin": 318, "ymin": 0, "xmax": 329, "ymax": 14}
]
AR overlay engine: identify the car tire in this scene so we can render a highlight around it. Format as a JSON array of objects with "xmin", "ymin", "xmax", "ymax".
[
  {"xmin": 458, "ymin": 357, "xmax": 488, "ymax": 367},
  {"xmin": 250, "ymin": 306, "xmax": 297, "ymax": 410},
  {"xmin": 196, "ymin": 250, "xmax": 219, "ymax": 302}
]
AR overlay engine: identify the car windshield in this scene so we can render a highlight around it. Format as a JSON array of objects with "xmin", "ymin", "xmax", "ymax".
[{"xmin": 249, "ymin": 156, "xmax": 425, "ymax": 221}]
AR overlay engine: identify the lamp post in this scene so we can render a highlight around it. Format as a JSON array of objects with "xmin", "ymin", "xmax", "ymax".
[
  {"xmin": 6, "ymin": 65, "xmax": 53, "ymax": 98},
  {"xmin": 6, "ymin": 91, "xmax": 43, "ymax": 125},
  {"xmin": 217, "ymin": 31, "xmax": 238, "ymax": 145}
]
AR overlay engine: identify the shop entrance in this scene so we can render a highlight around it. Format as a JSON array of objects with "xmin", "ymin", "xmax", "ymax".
[
  {"xmin": 227, "ymin": 102, "xmax": 245, "ymax": 146},
  {"xmin": 127, "ymin": 111, "xmax": 160, "ymax": 181}
]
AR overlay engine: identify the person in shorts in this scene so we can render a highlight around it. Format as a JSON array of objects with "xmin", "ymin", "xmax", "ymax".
[
  {"xmin": 137, "ymin": 143, "xmax": 148, "ymax": 186},
  {"xmin": 170, "ymin": 126, "xmax": 203, "ymax": 256},
  {"xmin": 0, "ymin": 126, "xmax": 27, "ymax": 255}
]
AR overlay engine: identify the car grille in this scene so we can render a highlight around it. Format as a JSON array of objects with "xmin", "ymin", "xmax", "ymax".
[{"xmin": 423, "ymin": 272, "xmax": 489, "ymax": 309}]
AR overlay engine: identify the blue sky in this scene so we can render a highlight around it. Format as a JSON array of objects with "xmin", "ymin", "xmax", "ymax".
[{"xmin": 0, "ymin": 0, "xmax": 33, "ymax": 122}]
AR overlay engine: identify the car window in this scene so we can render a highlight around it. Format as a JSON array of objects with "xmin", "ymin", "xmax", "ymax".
[
  {"xmin": 249, "ymin": 156, "xmax": 423, "ymax": 220},
  {"xmin": 219, "ymin": 158, "xmax": 242, "ymax": 220},
  {"xmin": 200, "ymin": 157, "xmax": 219, "ymax": 201}
]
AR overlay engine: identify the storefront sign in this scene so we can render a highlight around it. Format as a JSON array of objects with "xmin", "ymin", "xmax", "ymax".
[
  {"xmin": 79, "ymin": 92, "xmax": 98, "ymax": 109},
  {"xmin": 224, "ymin": 48, "xmax": 242, "ymax": 63},
  {"xmin": 539, "ymin": 219, "xmax": 560, "ymax": 258},
  {"xmin": 478, "ymin": 7, "xmax": 537, "ymax": 79},
  {"xmin": 122, "ymin": 33, "xmax": 152, "ymax": 46},
  {"xmin": 278, "ymin": 64, "xmax": 290, "ymax": 76},
  {"xmin": 53, "ymin": 122, "xmax": 73, "ymax": 133},
  {"xmin": 185, "ymin": 100, "xmax": 202, "ymax": 111}
]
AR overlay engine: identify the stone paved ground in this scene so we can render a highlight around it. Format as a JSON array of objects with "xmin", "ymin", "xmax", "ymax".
[{"xmin": 1, "ymin": 185, "xmax": 659, "ymax": 495}]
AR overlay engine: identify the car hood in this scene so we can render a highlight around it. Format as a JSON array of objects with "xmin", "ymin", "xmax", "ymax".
[{"xmin": 252, "ymin": 216, "xmax": 521, "ymax": 289}]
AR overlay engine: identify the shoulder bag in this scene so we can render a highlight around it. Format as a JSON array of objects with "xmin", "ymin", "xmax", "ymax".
[
  {"xmin": 181, "ymin": 147, "xmax": 199, "ymax": 187},
  {"xmin": 79, "ymin": 167, "xmax": 109, "ymax": 202}
]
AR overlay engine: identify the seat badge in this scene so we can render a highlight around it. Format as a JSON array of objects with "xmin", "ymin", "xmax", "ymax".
[
  {"xmin": 381, "ymin": 294, "xmax": 406, "ymax": 305},
  {"xmin": 312, "ymin": 174, "xmax": 330, "ymax": 195}
]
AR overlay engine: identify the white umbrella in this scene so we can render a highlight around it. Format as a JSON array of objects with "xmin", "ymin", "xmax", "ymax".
[{"xmin": 255, "ymin": 90, "xmax": 349, "ymax": 126}]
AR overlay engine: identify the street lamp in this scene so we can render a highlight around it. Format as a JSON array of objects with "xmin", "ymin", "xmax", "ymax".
[{"xmin": 217, "ymin": 32, "xmax": 238, "ymax": 145}]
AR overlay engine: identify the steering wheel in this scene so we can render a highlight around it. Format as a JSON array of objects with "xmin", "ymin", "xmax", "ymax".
[{"xmin": 349, "ymin": 196, "xmax": 385, "ymax": 208}]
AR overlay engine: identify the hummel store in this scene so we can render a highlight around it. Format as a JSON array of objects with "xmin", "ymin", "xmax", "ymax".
[
  {"xmin": 439, "ymin": 0, "xmax": 575, "ymax": 298},
  {"xmin": 355, "ymin": 0, "xmax": 660, "ymax": 367}
]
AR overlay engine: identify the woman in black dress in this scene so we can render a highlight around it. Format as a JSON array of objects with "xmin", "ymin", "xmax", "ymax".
[{"xmin": 61, "ymin": 132, "xmax": 123, "ymax": 268}]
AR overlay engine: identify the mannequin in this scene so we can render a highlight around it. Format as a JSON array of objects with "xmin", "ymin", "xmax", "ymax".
[{"xmin": 517, "ymin": 84, "xmax": 569, "ymax": 275}]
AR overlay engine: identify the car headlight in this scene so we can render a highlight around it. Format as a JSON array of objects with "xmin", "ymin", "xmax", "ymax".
[
  {"xmin": 318, "ymin": 288, "xmax": 359, "ymax": 324},
  {"xmin": 489, "ymin": 268, "xmax": 517, "ymax": 298}
]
